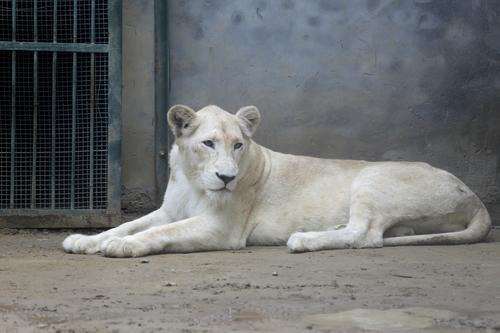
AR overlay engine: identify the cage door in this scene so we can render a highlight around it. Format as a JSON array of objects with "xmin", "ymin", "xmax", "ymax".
[{"xmin": 0, "ymin": 0, "xmax": 121, "ymax": 228}]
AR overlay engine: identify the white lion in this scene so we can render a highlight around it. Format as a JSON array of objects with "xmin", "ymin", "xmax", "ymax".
[{"xmin": 63, "ymin": 105, "xmax": 491, "ymax": 257}]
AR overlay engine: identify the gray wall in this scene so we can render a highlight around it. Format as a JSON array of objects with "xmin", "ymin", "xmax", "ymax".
[
  {"xmin": 167, "ymin": 0, "xmax": 500, "ymax": 224},
  {"xmin": 122, "ymin": 1, "xmax": 157, "ymax": 213}
]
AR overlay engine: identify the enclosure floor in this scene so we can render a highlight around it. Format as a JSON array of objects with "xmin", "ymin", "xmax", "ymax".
[{"xmin": 0, "ymin": 229, "xmax": 499, "ymax": 332}]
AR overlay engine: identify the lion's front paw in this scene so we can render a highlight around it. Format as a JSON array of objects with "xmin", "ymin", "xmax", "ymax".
[
  {"xmin": 287, "ymin": 232, "xmax": 319, "ymax": 253},
  {"xmin": 101, "ymin": 236, "xmax": 150, "ymax": 258},
  {"xmin": 63, "ymin": 234, "xmax": 101, "ymax": 254}
]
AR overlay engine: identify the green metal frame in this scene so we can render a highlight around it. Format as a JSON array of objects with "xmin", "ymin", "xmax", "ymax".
[{"xmin": 0, "ymin": 0, "xmax": 122, "ymax": 228}]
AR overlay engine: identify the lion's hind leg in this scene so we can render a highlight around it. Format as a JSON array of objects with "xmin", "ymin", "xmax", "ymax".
[
  {"xmin": 287, "ymin": 170, "xmax": 404, "ymax": 253},
  {"xmin": 287, "ymin": 163, "xmax": 492, "ymax": 253},
  {"xmin": 287, "ymin": 199, "xmax": 386, "ymax": 253}
]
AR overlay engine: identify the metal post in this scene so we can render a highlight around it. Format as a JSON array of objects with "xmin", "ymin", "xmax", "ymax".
[
  {"xmin": 70, "ymin": 0, "xmax": 77, "ymax": 209},
  {"xmin": 9, "ymin": 0, "xmax": 16, "ymax": 208},
  {"xmin": 89, "ymin": 0, "xmax": 95, "ymax": 209},
  {"xmin": 10, "ymin": 51, "xmax": 16, "ymax": 209},
  {"xmin": 12, "ymin": 0, "xmax": 16, "ymax": 42},
  {"xmin": 31, "ymin": 0, "xmax": 39, "ymax": 208},
  {"xmin": 154, "ymin": 0, "xmax": 169, "ymax": 206},
  {"xmin": 51, "ymin": 0, "xmax": 57, "ymax": 208}
]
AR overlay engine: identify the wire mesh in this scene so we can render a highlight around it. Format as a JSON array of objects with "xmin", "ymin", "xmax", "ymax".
[
  {"xmin": 76, "ymin": 0, "xmax": 91, "ymax": 43},
  {"xmin": 37, "ymin": 0, "xmax": 54, "ymax": 42},
  {"xmin": 56, "ymin": 0, "xmax": 73, "ymax": 43},
  {"xmin": 13, "ymin": 51, "xmax": 34, "ymax": 208},
  {"xmin": 54, "ymin": 52, "xmax": 72, "ymax": 208},
  {"xmin": 93, "ymin": 52, "xmax": 107, "ymax": 209},
  {"xmin": 0, "ymin": 1, "xmax": 13, "ymax": 41},
  {"xmin": 95, "ymin": 0, "xmax": 107, "ymax": 44},
  {"xmin": 75, "ymin": 52, "xmax": 91, "ymax": 208},
  {"xmin": 0, "ymin": 1, "xmax": 108, "ymax": 43},
  {"xmin": 0, "ymin": 51, "xmax": 12, "ymax": 208},
  {"xmin": 0, "ymin": 1, "xmax": 110, "ymax": 210},
  {"xmin": 35, "ymin": 51, "xmax": 53, "ymax": 208},
  {"xmin": 0, "ymin": 52, "xmax": 108, "ymax": 210},
  {"xmin": 16, "ymin": 1, "xmax": 34, "ymax": 42}
]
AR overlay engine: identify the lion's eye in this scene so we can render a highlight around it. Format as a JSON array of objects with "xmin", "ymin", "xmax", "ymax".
[
  {"xmin": 234, "ymin": 142, "xmax": 243, "ymax": 150},
  {"xmin": 202, "ymin": 140, "xmax": 214, "ymax": 148}
]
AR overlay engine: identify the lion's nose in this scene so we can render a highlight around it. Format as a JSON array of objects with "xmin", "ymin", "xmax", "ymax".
[{"xmin": 216, "ymin": 173, "xmax": 236, "ymax": 185}]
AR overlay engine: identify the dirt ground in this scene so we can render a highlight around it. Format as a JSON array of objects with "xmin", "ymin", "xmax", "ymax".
[{"xmin": 0, "ymin": 228, "xmax": 499, "ymax": 333}]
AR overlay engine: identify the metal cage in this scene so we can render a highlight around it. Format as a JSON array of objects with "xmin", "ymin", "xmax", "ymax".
[{"xmin": 0, "ymin": 0, "xmax": 121, "ymax": 228}]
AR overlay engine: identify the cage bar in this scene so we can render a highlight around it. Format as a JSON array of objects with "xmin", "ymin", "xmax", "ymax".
[
  {"xmin": 53, "ymin": 0, "xmax": 57, "ymax": 43},
  {"xmin": 10, "ymin": 0, "xmax": 16, "ymax": 209},
  {"xmin": 89, "ymin": 0, "xmax": 95, "ymax": 208},
  {"xmin": 10, "ymin": 51, "xmax": 16, "ymax": 209},
  {"xmin": 31, "ymin": 1, "xmax": 38, "ymax": 208},
  {"xmin": 34, "ymin": 1, "xmax": 38, "ymax": 40},
  {"xmin": 31, "ymin": 51, "xmax": 37, "ymax": 208},
  {"xmin": 91, "ymin": 0, "xmax": 95, "ymax": 43},
  {"xmin": 70, "ymin": 0, "xmax": 77, "ymax": 209},
  {"xmin": 12, "ymin": 0, "xmax": 16, "ymax": 41},
  {"xmin": 0, "ymin": 41, "xmax": 108, "ymax": 53},
  {"xmin": 51, "ymin": 0, "xmax": 57, "ymax": 209},
  {"xmin": 51, "ymin": 51, "xmax": 56, "ymax": 208}
]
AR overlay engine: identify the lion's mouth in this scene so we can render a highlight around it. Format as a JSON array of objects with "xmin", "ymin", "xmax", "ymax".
[{"xmin": 211, "ymin": 187, "xmax": 231, "ymax": 192}]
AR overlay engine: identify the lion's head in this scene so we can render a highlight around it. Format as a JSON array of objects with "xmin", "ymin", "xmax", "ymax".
[{"xmin": 167, "ymin": 105, "xmax": 261, "ymax": 198}]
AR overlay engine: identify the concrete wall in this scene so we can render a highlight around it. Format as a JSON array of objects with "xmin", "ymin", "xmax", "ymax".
[
  {"xmin": 167, "ymin": 0, "xmax": 500, "ymax": 224},
  {"xmin": 122, "ymin": 1, "xmax": 157, "ymax": 213},
  {"xmin": 120, "ymin": 0, "xmax": 500, "ymax": 224}
]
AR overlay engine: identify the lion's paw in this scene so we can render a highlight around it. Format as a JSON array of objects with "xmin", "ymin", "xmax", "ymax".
[
  {"xmin": 101, "ymin": 236, "xmax": 150, "ymax": 258},
  {"xmin": 287, "ymin": 232, "xmax": 320, "ymax": 253},
  {"xmin": 62, "ymin": 234, "xmax": 101, "ymax": 254}
]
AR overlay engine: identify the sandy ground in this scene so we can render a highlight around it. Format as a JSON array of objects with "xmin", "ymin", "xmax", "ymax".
[{"xmin": 0, "ymin": 228, "xmax": 499, "ymax": 333}]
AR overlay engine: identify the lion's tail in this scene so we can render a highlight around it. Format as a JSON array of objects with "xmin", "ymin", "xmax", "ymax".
[{"xmin": 383, "ymin": 203, "xmax": 491, "ymax": 247}]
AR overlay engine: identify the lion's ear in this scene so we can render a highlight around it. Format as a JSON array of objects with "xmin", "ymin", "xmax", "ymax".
[
  {"xmin": 236, "ymin": 106, "xmax": 261, "ymax": 137},
  {"xmin": 167, "ymin": 105, "xmax": 197, "ymax": 137}
]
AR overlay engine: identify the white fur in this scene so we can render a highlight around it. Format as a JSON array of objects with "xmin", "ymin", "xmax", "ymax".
[{"xmin": 63, "ymin": 105, "xmax": 492, "ymax": 257}]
